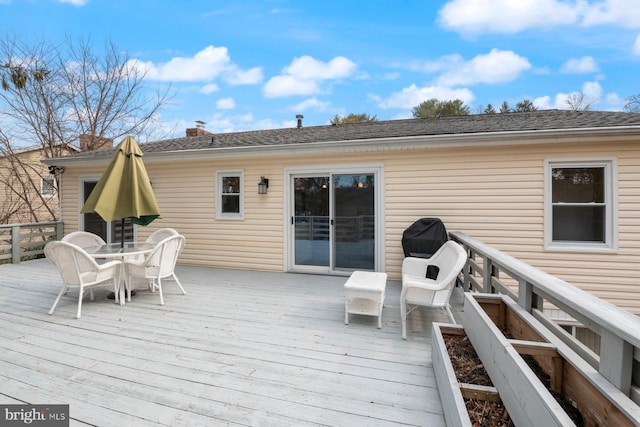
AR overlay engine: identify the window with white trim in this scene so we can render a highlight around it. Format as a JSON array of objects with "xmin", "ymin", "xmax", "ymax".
[
  {"xmin": 41, "ymin": 177, "xmax": 56, "ymax": 197},
  {"xmin": 546, "ymin": 160, "xmax": 615, "ymax": 251},
  {"xmin": 216, "ymin": 171, "xmax": 243, "ymax": 219}
]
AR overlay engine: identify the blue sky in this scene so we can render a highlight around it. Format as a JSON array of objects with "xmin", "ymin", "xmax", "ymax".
[{"xmin": 1, "ymin": 0, "xmax": 640, "ymax": 139}]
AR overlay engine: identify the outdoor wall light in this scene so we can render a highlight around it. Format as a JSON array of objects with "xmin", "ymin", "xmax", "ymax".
[
  {"xmin": 258, "ymin": 176, "xmax": 269, "ymax": 194},
  {"xmin": 48, "ymin": 165, "xmax": 65, "ymax": 175}
]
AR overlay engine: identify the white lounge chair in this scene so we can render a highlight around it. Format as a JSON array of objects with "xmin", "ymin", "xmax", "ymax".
[
  {"xmin": 400, "ymin": 240, "xmax": 467, "ymax": 339},
  {"xmin": 44, "ymin": 241, "xmax": 121, "ymax": 318},
  {"xmin": 125, "ymin": 235, "xmax": 186, "ymax": 305}
]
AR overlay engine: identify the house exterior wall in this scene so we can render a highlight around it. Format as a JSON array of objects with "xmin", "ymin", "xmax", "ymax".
[
  {"xmin": 0, "ymin": 148, "xmax": 58, "ymax": 224},
  {"xmin": 59, "ymin": 136, "xmax": 640, "ymax": 314}
]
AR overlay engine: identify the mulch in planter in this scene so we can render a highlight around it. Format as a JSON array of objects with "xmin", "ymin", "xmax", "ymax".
[
  {"xmin": 444, "ymin": 333, "xmax": 514, "ymax": 427},
  {"xmin": 520, "ymin": 354, "xmax": 584, "ymax": 427},
  {"xmin": 498, "ymin": 327, "xmax": 585, "ymax": 426}
]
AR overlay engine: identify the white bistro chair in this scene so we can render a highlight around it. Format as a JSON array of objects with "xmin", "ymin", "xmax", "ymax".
[
  {"xmin": 125, "ymin": 235, "xmax": 186, "ymax": 305},
  {"xmin": 400, "ymin": 240, "xmax": 467, "ymax": 339},
  {"xmin": 145, "ymin": 228, "xmax": 179, "ymax": 244},
  {"xmin": 44, "ymin": 241, "xmax": 121, "ymax": 318},
  {"xmin": 61, "ymin": 231, "xmax": 106, "ymax": 248}
]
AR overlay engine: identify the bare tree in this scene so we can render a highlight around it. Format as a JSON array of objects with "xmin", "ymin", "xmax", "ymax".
[
  {"xmin": 0, "ymin": 35, "xmax": 172, "ymax": 223},
  {"xmin": 624, "ymin": 94, "xmax": 640, "ymax": 113},
  {"xmin": 566, "ymin": 91, "xmax": 594, "ymax": 111}
]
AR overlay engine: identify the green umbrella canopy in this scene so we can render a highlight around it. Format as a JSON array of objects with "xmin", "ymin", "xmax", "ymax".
[{"xmin": 81, "ymin": 136, "xmax": 160, "ymax": 226}]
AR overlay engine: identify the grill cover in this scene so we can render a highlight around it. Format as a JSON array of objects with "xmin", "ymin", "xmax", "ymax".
[{"xmin": 402, "ymin": 218, "xmax": 448, "ymax": 258}]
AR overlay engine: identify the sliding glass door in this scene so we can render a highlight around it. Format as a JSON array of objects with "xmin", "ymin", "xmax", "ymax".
[
  {"xmin": 333, "ymin": 174, "xmax": 375, "ymax": 270},
  {"xmin": 290, "ymin": 170, "xmax": 378, "ymax": 273}
]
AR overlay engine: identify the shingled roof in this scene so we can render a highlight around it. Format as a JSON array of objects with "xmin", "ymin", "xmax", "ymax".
[{"xmin": 59, "ymin": 110, "xmax": 640, "ymax": 161}]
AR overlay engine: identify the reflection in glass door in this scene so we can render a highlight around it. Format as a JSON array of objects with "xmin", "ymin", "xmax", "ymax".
[
  {"xmin": 293, "ymin": 176, "xmax": 330, "ymax": 266},
  {"xmin": 333, "ymin": 174, "xmax": 375, "ymax": 270},
  {"xmin": 83, "ymin": 181, "xmax": 108, "ymax": 241},
  {"xmin": 291, "ymin": 172, "xmax": 376, "ymax": 272}
]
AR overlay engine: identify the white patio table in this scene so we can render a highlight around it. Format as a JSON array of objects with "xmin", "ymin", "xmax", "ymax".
[{"xmin": 84, "ymin": 242, "xmax": 155, "ymax": 305}]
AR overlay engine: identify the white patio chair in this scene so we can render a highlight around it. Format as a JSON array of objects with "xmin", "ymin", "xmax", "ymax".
[
  {"xmin": 61, "ymin": 231, "xmax": 106, "ymax": 248},
  {"xmin": 400, "ymin": 240, "xmax": 467, "ymax": 339},
  {"xmin": 125, "ymin": 235, "xmax": 186, "ymax": 305},
  {"xmin": 145, "ymin": 228, "xmax": 179, "ymax": 244},
  {"xmin": 44, "ymin": 241, "xmax": 121, "ymax": 319}
]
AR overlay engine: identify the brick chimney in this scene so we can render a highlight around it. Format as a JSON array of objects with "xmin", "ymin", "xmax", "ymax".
[
  {"xmin": 79, "ymin": 134, "xmax": 114, "ymax": 151},
  {"xmin": 186, "ymin": 120, "xmax": 212, "ymax": 137}
]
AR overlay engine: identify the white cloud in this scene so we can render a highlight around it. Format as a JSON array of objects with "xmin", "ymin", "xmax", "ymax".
[
  {"xmin": 581, "ymin": 0, "xmax": 640, "ymax": 28},
  {"xmin": 202, "ymin": 112, "xmax": 290, "ymax": 133},
  {"xmin": 289, "ymin": 97, "xmax": 331, "ymax": 112},
  {"xmin": 285, "ymin": 56, "xmax": 356, "ymax": 80},
  {"xmin": 199, "ymin": 83, "xmax": 219, "ymax": 94},
  {"xmin": 561, "ymin": 56, "xmax": 599, "ymax": 74},
  {"xmin": 216, "ymin": 97, "xmax": 235, "ymax": 109},
  {"xmin": 263, "ymin": 75, "xmax": 319, "ymax": 98},
  {"xmin": 582, "ymin": 81, "xmax": 603, "ymax": 100},
  {"xmin": 134, "ymin": 45, "xmax": 262, "ymax": 85},
  {"xmin": 438, "ymin": 0, "xmax": 579, "ymax": 34},
  {"xmin": 633, "ymin": 34, "xmax": 640, "ymax": 55},
  {"xmin": 142, "ymin": 45, "xmax": 230, "ymax": 81},
  {"xmin": 436, "ymin": 49, "xmax": 531, "ymax": 86},
  {"xmin": 378, "ymin": 84, "xmax": 475, "ymax": 109},
  {"xmin": 224, "ymin": 66, "xmax": 263, "ymax": 85},
  {"xmin": 534, "ymin": 81, "xmax": 605, "ymax": 110},
  {"xmin": 59, "ymin": 0, "xmax": 88, "ymax": 5},
  {"xmin": 263, "ymin": 55, "xmax": 357, "ymax": 98},
  {"xmin": 438, "ymin": 0, "xmax": 640, "ymax": 35},
  {"xmin": 604, "ymin": 92, "xmax": 625, "ymax": 110}
]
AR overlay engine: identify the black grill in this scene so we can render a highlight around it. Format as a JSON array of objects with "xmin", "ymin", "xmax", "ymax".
[{"xmin": 401, "ymin": 218, "xmax": 448, "ymax": 258}]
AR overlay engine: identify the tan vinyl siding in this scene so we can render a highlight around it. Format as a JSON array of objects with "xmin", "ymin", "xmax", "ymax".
[
  {"xmin": 385, "ymin": 138, "xmax": 640, "ymax": 315},
  {"xmin": 59, "ymin": 137, "xmax": 640, "ymax": 314}
]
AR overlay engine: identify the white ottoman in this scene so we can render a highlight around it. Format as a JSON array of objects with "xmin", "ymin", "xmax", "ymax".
[{"xmin": 344, "ymin": 271, "xmax": 387, "ymax": 328}]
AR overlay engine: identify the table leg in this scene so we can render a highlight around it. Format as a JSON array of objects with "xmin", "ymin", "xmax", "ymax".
[
  {"xmin": 116, "ymin": 260, "xmax": 126, "ymax": 305},
  {"xmin": 344, "ymin": 300, "xmax": 349, "ymax": 325}
]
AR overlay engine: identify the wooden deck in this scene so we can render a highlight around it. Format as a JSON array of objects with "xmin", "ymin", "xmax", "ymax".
[{"xmin": 0, "ymin": 259, "xmax": 463, "ymax": 426}]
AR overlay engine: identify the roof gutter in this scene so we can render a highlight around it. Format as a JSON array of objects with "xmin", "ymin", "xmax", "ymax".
[{"xmin": 42, "ymin": 125, "xmax": 640, "ymax": 167}]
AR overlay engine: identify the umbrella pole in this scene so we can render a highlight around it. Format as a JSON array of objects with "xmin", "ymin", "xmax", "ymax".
[{"xmin": 121, "ymin": 218, "xmax": 125, "ymax": 248}]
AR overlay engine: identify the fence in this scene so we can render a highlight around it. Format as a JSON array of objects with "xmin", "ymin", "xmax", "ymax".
[
  {"xmin": 0, "ymin": 221, "xmax": 63, "ymax": 264},
  {"xmin": 449, "ymin": 231, "xmax": 640, "ymax": 405},
  {"xmin": 294, "ymin": 215, "xmax": 374, "ymax": 242}
]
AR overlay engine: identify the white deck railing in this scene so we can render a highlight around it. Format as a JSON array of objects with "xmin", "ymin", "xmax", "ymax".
[
  {"xmin": 0, "ymin": 221, "xmax": 62, "ymax": 264},
  {"xmin": 449, "ymin": 231, "xmax": 640, "ymax": 405}
]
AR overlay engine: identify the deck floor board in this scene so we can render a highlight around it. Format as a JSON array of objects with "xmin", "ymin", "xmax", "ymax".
[{"xmin": 0, "ymin": 259, "xmax": 462, "ymax": 426}]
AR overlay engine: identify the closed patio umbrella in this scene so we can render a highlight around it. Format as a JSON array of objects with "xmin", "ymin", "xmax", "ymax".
[{"xmin": 81, "ymin": 136, "xmax": 160, "ymax": 246}]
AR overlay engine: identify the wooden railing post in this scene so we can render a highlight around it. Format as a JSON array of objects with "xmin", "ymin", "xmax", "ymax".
[
  {"xmin": 483, "ymin": 257, "xmax": 492, "ymax": 293},
  {"xmin": 518, "ymin": 279, "xmax": 532, "ymax": 311},
  {"xmin": 599, "ymin": 330, "xmax": 633, "ymax": 396},
  {"xmin": 462, "ymin": 246, "xmax": 471, "ymax": 292},
  {"xmin": 11, "ymin": 225, "xmax": 21, "ymax": 264},
  {"xmin": 518, "ymin": 279, "xmax": 542, "ymax": 312},
  {"xmin": 55, "ymin": 221, "xmax": 64, "ymax": 240}
]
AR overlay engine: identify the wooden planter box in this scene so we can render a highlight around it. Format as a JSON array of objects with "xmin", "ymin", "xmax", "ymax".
[
  {"xmin": 464, "ymin": 293, "xmax": 640, "ymax": 427},
  {"xmin": 432, "ymin": 323, "xmax": 504, "ymax": 427}
]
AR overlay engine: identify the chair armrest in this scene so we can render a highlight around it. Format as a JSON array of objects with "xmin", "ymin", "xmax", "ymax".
[
  {"xmin": 95, "ymin": 260, "xmax": 120, "ymax": 281},
  {"xmin": 402, "ymin": 257, "xmax": 432, "ymax": 277},
  {"xmin": 402, "ymin": 274, "xmax": 449, "ymax": 291}
]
